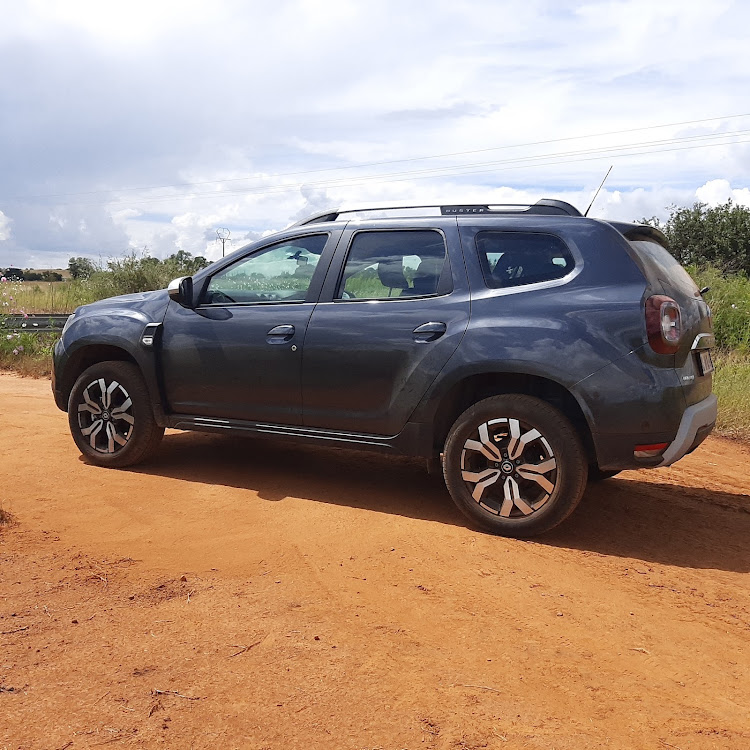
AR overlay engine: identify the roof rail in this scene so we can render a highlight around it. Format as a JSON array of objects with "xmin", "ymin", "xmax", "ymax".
[{"xmin": 291, "ymin": 199, "xmax": 582, "ymax": 227}]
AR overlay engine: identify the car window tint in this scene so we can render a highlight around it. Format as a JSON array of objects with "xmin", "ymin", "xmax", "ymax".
[
  {"xmin": 476, "ymin": 231, "xmax": 574, "ymax": 289},
  {"xmin": 204, "ymin": 234, "xmax": 327, "ymax": 304},
  {"xmin": 628, "ymin": 239, "xmax": 699, "ymax": 299},
  {"xmin": 337, "ymin": 230, "xmax": 448, "ymax": 300}
]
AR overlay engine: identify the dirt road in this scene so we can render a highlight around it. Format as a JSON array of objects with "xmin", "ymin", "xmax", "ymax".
[{"xmin": 1, "ymin": 373, "xmax": 749, "ymax": 749}]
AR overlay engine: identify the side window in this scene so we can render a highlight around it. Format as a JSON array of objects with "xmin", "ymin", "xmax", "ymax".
[
  {"xmin": 476, "ymin": 232, "xmax": 574, "ymax": 289},
  {"xmin": 204, "ymin": 234, "xmax": 327, "ymax": 304},
  {"xmin": 337, "ymin": 230, "xmax": 448, "ymax": 300}
]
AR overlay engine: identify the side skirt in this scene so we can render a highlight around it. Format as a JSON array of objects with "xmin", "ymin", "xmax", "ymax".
[{"xmin": 164, "ymin": 415, "xmax": 433, "ymax": 457}]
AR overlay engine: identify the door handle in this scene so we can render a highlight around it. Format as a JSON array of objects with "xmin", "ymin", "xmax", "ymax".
[
  {"xmin": 266, "ymin": 324, "xmax": 295, "ymax": 344},
  {"xmin": 413, "ymin": 321, "xmax": 447, "ymax": 342}
]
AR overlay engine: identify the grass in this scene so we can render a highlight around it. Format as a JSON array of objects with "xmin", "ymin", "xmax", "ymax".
[
  {"xmin": 2, "ymin": 250, "xmax": 210, "ymax": 314},
  {"xmin": 0, "ymin": 331, "xmax": 57, "ymax": 377},
  {"xmin": 689, "ymin": 266, "xmax": 750, "ymax": 351},
  {"xmin": 712, "ymin": 351, "xmax": 750, "ymax": 440},
  {"xmin": 1, "ymin": 278, "xmax": 126, "ymax": 314}
]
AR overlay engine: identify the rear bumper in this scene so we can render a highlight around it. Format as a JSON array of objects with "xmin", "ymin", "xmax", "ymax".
[
  {"xmin": 658, "ymin": 392, "xmax": 717, "ymax": 466},
  {"xmin": 587, "ymin": 390, "xmax": 717, "ymax": 471}
]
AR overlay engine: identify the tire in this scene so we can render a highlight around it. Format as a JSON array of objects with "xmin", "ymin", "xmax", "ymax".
[
  {"xmin": 443, "ymin": 394, "xmax": 588, "ymax": 538},
  {"xmin": 588, "ymin": 467, "xmax": 621, "ymax": 482},
  {"xmin": 67, "ymin": 360, "xmax": 164, "ymax": 468}
]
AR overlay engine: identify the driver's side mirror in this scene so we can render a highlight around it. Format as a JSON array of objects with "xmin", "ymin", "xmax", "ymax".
[{"xmin": 167, "ymin": 276, "xmax": 194, "ymax": 308}]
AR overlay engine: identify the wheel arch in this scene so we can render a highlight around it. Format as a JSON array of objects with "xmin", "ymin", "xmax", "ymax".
[
  {"xmin": 58, "ymin": 343, "xmax": 140, "ymax": 411},
  {"xmin": 429, "ymin": 371, "xmax": 596, "ymax": 464}
]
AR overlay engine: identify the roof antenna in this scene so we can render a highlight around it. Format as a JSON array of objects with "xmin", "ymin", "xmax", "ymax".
[{"xmin": 584, "ymin": 165, "xmax": 613, "ymax": 217}]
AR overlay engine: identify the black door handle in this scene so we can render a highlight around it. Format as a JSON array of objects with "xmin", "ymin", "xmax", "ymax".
[
  {"xmin": 413, "ymin": 321, "xmax": 447, "ymax": 342},
  {"xmin": 266, "ymin": 324, "xmax": 295, "ymax": 344}
]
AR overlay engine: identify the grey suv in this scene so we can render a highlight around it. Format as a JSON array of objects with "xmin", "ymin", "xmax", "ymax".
[{"xmin": 52, "ymin": 199, "xmax": 717, "ymax": 537}]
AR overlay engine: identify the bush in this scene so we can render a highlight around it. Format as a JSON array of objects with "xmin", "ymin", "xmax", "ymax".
[
  {"xmin": 95, "ymin": 250, "xmax": 211, "ymax": 296},
  {"xmin": 644, "ymin": 201, "xmax": 750, "ymax": 275}
]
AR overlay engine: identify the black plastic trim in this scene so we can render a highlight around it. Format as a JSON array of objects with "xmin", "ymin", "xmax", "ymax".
[{"xmin": 165, "ymin": 415, "xmax": 432, "ymax": 456}]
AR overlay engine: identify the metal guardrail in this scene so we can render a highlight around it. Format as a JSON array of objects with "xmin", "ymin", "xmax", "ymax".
[{"xmin": 1, "ymin": 314, "xmax": 71, "ymax": 333}]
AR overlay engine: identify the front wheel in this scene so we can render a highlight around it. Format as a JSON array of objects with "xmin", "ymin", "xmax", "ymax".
[
  {"xmin": 443, "ymin": 395, "xmax": 588, "ymax": 538},
  {"xmin": 68, "ymin": 360, "xmax": 164, "ymax": 468}
]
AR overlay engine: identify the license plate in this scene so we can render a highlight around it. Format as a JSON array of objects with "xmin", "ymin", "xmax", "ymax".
[{"xmin": 698, "ymin": 349, "xmax": 714, "ymax": 376}]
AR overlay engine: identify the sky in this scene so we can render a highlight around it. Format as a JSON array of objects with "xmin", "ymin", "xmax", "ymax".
[{"xmin": 1, "ymin": 0, "xmax": 749, "ymax": 268}]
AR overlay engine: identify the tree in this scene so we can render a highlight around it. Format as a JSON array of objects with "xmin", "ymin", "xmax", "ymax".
[
  {"xmin": 643, "ymin": 201, "xmax": 750, "ymax": 275},
  {"xmin": 68, "ymin": 256, "xmax": 97, "ymax": 280},
  {"xmin": 165, "ymin": 250, "xmax": 210, "ymax": 275}
]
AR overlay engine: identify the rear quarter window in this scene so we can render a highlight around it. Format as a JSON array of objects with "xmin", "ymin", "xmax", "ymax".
[
  {"xmin": 476, "ymin": 231, "xmax": 575, "ymax": 289},
  {"xmin": 627, "ymin": 239, "xmax": 699, "ymax": 299}
]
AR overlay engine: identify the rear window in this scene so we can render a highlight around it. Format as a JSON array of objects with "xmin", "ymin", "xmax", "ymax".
[
  {"xmin": 476, "ymin": 231, "xmax": 574, "ymax": 289},
  {"xmin": 628, "ymin": 240, "xmax": 699, "ymax": 299}
]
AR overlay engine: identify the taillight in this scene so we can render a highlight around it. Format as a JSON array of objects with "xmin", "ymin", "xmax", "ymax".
[{"xmin": 645, "ymin": 295, "xmax": 682, "ymax": 354}]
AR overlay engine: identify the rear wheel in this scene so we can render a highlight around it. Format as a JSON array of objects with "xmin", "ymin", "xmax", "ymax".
[
  {"xmin": 68, "ymin": 360, "xmax": 164, "ymax": 468},
  {"xmin": 443, "ymin": 395, "xmax": 588, "ymax": 537}
]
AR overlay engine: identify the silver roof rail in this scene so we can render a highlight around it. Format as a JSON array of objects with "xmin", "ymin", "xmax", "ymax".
[{"xmin": 291, "ymin": 199, "xmax": 582, "ymax": 227}]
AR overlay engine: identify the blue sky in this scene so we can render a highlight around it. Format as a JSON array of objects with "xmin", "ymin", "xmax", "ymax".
[{"xmin": 1, "ymin": 0, "xmax": 749, "ymax": 267}]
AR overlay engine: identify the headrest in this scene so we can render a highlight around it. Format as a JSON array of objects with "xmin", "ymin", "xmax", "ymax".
[{"xmin": 377, "ymin": 258, "xmax": 408, "ymax": 290}]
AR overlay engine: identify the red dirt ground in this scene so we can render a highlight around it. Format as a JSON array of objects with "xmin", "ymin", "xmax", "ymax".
[{"xmin": 1, "ymin": 373, "xmax": 749, "ymax": 749}]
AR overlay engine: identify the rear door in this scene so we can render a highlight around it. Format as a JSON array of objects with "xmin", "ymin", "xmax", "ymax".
[{"xmin": 301, "ymin": 220, "xmax": 470, "ymax": 435}]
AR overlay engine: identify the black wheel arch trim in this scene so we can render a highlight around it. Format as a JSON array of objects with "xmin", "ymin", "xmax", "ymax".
[
  {"xmin": 412, "ymin": 360, "xmax": 596, "ymax": 425},
  {"xmin": 54, "ymin": 332, "xmax": 166, "ymax": 424}
]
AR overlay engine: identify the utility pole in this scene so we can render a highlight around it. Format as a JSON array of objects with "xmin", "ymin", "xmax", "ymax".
[{"xmin": 216, "ymin": 227, "xmax": 231, "ymax": 257}]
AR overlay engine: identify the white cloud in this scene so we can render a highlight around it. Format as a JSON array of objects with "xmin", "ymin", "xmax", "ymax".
[
  {"xmin": 1, "ymin": 0, "xmax": 749, "ymax": 266},
  {"xmin": 695, "ymin": 179, "xmax": 750, "ymax": 208},
  {"xmin": 0, "ymin": 211, "xmax": 11, "ymax": 241},
  {"xmin": 8, "ymin": 0, "xmax": 209, "ymax": 46}
]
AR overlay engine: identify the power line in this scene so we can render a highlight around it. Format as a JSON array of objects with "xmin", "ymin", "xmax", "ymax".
[
  {"xmin": 2, "ymin": 112, "xmax": 749, "ymax": 202},
  {"xmin": 37, "ymin": 130, "xmax": 750, "ymax": 208}
]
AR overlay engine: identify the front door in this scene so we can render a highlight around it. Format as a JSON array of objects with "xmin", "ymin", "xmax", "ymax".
[
  {"xmin": 302, "ymin": 223, "xmax": 470, "ymax": 435},
  {"xmin": 161, "ymin": 232, "xmax": 335, "ymax": 424}
]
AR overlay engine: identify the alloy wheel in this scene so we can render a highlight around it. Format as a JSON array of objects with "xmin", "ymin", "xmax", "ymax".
[
  {"xmin": 460, "ymin": 417, "xmax": 557, "ymax": 518},
  {"xmin": 76, "ymin": 377, "xmax": 134, "ymax": 454}
]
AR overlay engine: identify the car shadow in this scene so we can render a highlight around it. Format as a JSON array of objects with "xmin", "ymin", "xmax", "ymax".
[
  {"xmin": 127, "ymin": 431, "xmax": 750, "ymax": 573},
  {"xmin": 544, "ymin": 474, "xmax": 750, "ymax": 573}
]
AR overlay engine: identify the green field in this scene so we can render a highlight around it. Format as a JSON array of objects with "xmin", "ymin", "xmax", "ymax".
[{"xmin": 1, "ymin": 280, "xmax": 94, "ymax": 314}]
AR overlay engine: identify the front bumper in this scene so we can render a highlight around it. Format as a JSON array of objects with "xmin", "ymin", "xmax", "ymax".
[
  {"xmin": 658, "ymin": 392, "xmax": 717, "ymax": 466},
  {"xmin": 51, "ymin": 337, "xmax": 68, "ymax": 411}
]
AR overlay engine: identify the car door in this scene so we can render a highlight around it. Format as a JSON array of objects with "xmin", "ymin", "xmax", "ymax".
[
  {"xmin": 301, "ymin": 220, "xmax": 470, "ymax": 435},
  {"xmin": 160, "ymin": 231, "xmax": 339, "ymax": 424}
]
